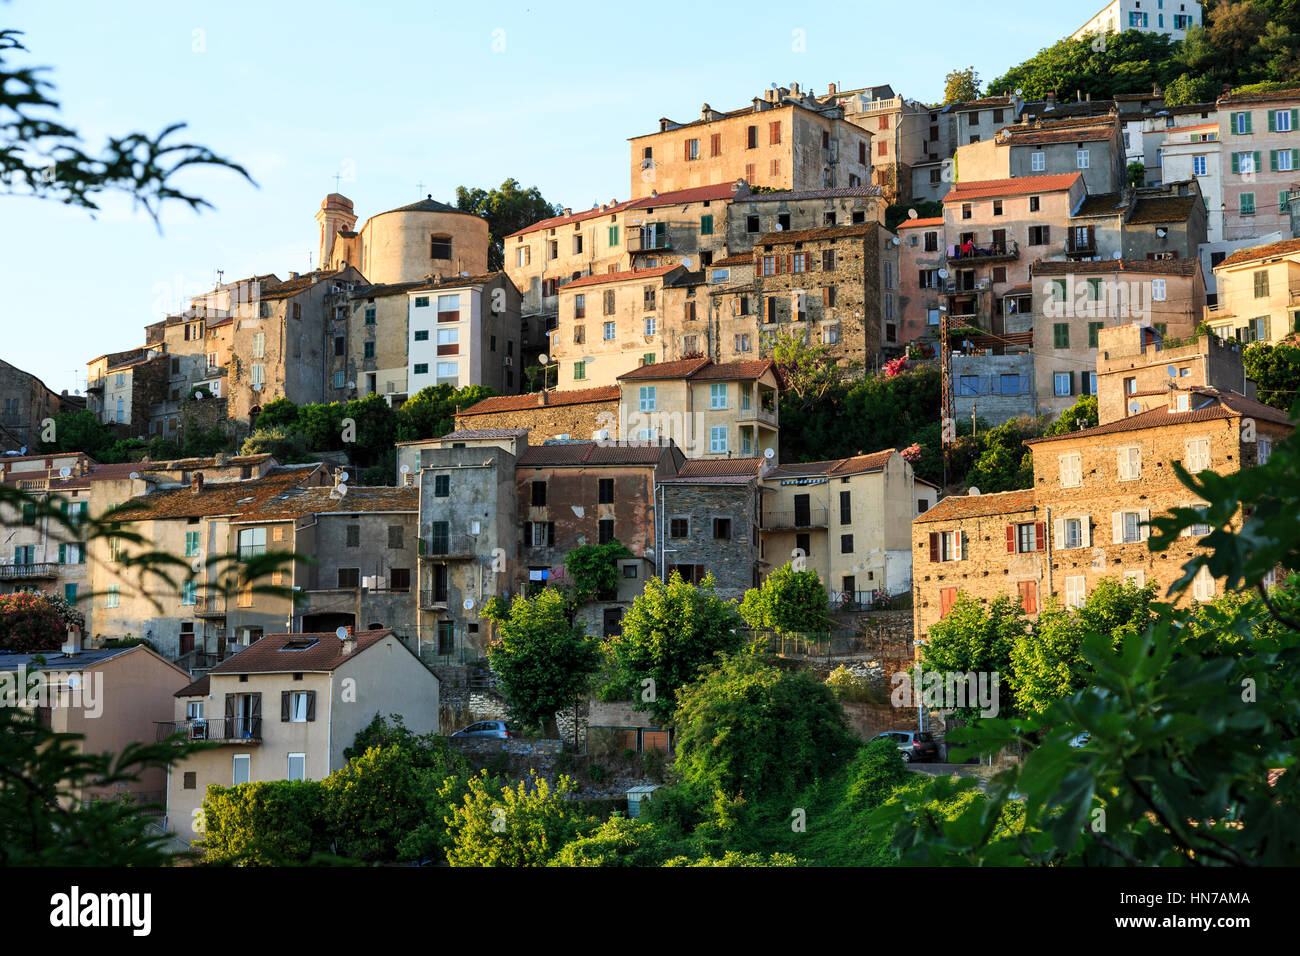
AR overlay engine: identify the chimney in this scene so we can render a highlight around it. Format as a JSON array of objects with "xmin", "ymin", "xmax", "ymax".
[
  {"xmin": 1046, "ymin": 91, "xmax": 1057, "ymax": 110},
  {"xmin": 537, "ymin": 391, "xmax": 549, "ymax": 406},
  {"xmin": 828, "ymin": 82, "xmax": 837, "ymax": 95},
  {"xmin": 61, "ymin": 628, "xmax": 81, "ymax": 656},
  {"xmin": 563, "ymin": 207, "xmax": 572, "ymax": 217},
  {"xmin": 341, "ymin": 626, "xmax": 356, "ymax": 655},
  {"xmin": 190, "ymin": 471, "xmax": 205, "ymax": 493}
]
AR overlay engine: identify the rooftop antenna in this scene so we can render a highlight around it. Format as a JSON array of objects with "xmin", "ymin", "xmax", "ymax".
[
  {"xmin": 333, "ymin": 172, "xmax": 342, "ymax": 191},
  {"xmin": 216, "ymin": 269, "xmax": 224, "ymax": 286},
  {"xmin": 416, "ymin": 180, "xmax": 425, "ymax": 196}
]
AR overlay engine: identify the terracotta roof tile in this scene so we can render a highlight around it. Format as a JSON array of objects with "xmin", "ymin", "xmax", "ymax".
[
  {"xmin": 690, "ymin": 359, "xmax": 774, "ymax": 382},
  {"xmin": 755, "ymin": 223, "xmax": 876, "ymax": 244},
  {"xmin": 999, "ymin": 117, "xmax": 1117, "ymax": 146},
  {"xmin": 439, "ymin": 427, "xmax": 530, "ymax": 441},
  {"xmin": 914, "ymin": 488, "xmax": 1038, "ymax": 524},
  {"xmin": 674, "ymin": 457, "xmax": 766, "ymax": 477},
  {"xmin": 1218, "ymin": 86, "xmax": 1300, "ymax": 106},
  {"xmin": 1073, "ymin": 193, "xmax": 1126, "ymax": 217},
  {"xmin": 765, "ymin": 448, "xmax": 896, "ymax": 479},
  {"xmin": 944, "ymin": 174, "xmax": 1081, "ymax": 203},
  {"xmin": 742, "ymin": 185, "xmax": 884, "ymax": 202},
  {"xmin": 108, "ymin": 465, "xmax": 322, "ymax": 521},
  {"xmin": 560, "ymin": 265, "xmax": 681, "ymax": 291},
  {"xmin": 1127, "ymin": 195, "xmax": 1198, "ymax": 225},
  {"xmin": 232, "ymin": 486, "xmax": 418, "ymax": 522},
  {"xmin": 712, "ymin": 254, "xmax": 757, "ymax": 267},
  {"xmin": 505, "ymin": 200, "xmax": 639, "ymax": 239},
  {"xmin": 897, "ymin": 217, "xmax": 945, "ymax": 230},
  {"xmin": 1218, "ymin": 237, "xmax": 1300, "ymax": 269},
  {"xmin": 175, "ymin": 675, "xmax": 209, "ymax": 698},
  {"xmin": 616, "ymin": 358, "xmax": 712, "ymax": 381},
  {"xmin": 458, "ymin": 386, "xmax": 619, "ymax": 417},
  {"xmin": 211, "ymin": 629, "xmax": 396, "ymax": 675},
  {"xmin": 628, "ymin": 183, "xmax": 744, "ymax": 208},
  {"xmin": 1025, "ymin": 390, "xmax": 1292, "ymax": 445},
  {"xmin": 517, "ymin": 440, "xmax": 679, "ymax": 467}
]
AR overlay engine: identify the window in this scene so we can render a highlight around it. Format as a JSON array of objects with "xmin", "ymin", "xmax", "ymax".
[
  {"xmin": 413, "ymin": 296, "xmax": 429, "ymax": 309},
  {"xmin": 413, "ymin": 330, "xmax": 429, "ymax": 343},
  {"xmin": 769, "ymin": 121, "xmax": 781, "ymax": 145},
  {"xmin": 516, "ymin": 246, "xmax": 531, "ymax": 268},
  {"xmin": 531, "ymin": 481, "xmax": 547, "ymax": 506},
  {"xmin": 1065, "ymin": 575, "xmax": 1086, "ymax": 609},
  {"xmin": 232, "ymin": 754, "xmax": 250, "ymax": 786},
  {"xmin": 700, "ymin": 214, "xmax": 713, "ymax": 235},
  {"xmin": 287, "ymin": 753, "xmax": 306, "ymax": 782},
  {"xmin": 1193, "ymin": 155, "xmax": 1207, "ymax": 176},
  {"xmin": 644, "ymin": 316, "xmax": 656, "ymax": 336},
  {"xmin": 413, "ymin": 363, "xmax": 428, "ymax": 375},
  {"xmin": 1000, "ymin": 373, "xmax": 1021, "ymax": 395},
  {"xmin": 1054, "ymin": 372, "xmax": 1072, "ymax": 396},
  {"xmin": 1029, "ymin": 196, "xmax": 1040, "ymax": 212},
  {"xmin": 181, "ymin": 581, "xmax": 197, "ymax": 606},
  {"xmin": 1028, "ymin": 225, "xmax": 1050, "ymax": 246},
  {"xmin": 961, "ymin": 203, "xmax": 972, "ymax": 220},
  {"xmin": 669, "ymin": 518, "xmax": 689, "ymax": 538},
  {"xmin": 1193, "ymin": 566, "xmax": 1215, "ymax": 602},
  {"xmin": 713, "ymin": 517, "xmax": 732, "ymax": 540},
  {"xmin": 337, "ymin": 568, "xmax": 360, "ymax": 588},
  {"xmin": 1059, "ymin": 452, "xmax": 1082, "ymax": 488},
  {"xmin": 709, "ymin": 426, "xmax": 728, "ymax": 454},
  {"xmin": 1241, "ymin": 193, "xmax": 1256, "ymax": 216},
  {"xmin": 430, "ymin": 235, "xmax": 453, "ymax": 259},
  {"xmin": 1017, "ymin": 581, "xmax": 1038, "ymax": 616},
  {"xmin": 1076, "ymin": 149, "xmax": 1090, "ymax": 169},
  {"xmin": 1258, "ymin": 438, "xmax": 1273, "ymax": 465},
  {"xmin": 639, "ymin": 385, "xmax": 657, "ymax": 412},
  {"xmin": 709, "ymin": 383, "xmax": 727, "ymax": 409},
  {"xmin": 1273, "ymin": 108, "xmax": 1296, "ymax": 133},
  {"xmin": 287, "ymin": 691, "xmax": 312, "ymax": 723},
  {"xmin": 106, "ymin": 584, "xmax": 119, "ymax": 609},
  {"xmin": 1117, "ymin": 445, "xmax": 1142, "ymax": 480},
  {"xmin": 252, "ymin": 332, "xmax": 266, "ymax": 359},
  {"xmin": 1031, "ymin": 151, "xmax": 1045, "ymax": 172},
  {"xmin": 599, "ymin": 321, "xmax": 615, "ymax": 342},
  {"xmin": 1012, "ymin": 522, "xmax": 1042, "ymax": 553},
  {"xmin": 839, "ymin": 490, "xmax": 852, "ymax": 525},
  {"xmin": 436, "ymin": 362, "xmax": 458, "ymax": 385},
  {"xmin": 734, "ymin": 333, "xmax": 752, "ymax": 352},
  {"xmin": 598, "ymin": 519, "xmax": 615, "ymax": 545},
  {"xmin": 684, "ymin": 138, "xmax": 699, "ymax": 160},
  {"xmin": 574, "ymin": 294, "xmax": 586, "ymax": 319},
  {"xmin": 238, "ymin": 527, "xmax": 267, "ymax": 561},
  {"xmin": 1234, "ymin": 111, "xmax": 1253, "ymax": 135},
  {"xmin": 1185, "ymin": 437, "xmax": 1210, "ymax": 473},
  {"xmin": 1114, "ymin": 509, "xmax": 1147, "ymax": 544},
  {"xmin": 572, "ymin": 359, "xmax": 587, "ymax": 382},
  {"xmin": 1053, "ymin": 323, "xmax": 1070, "ymax": 348},
  {"xmin": 598, "ymin": 478, "xmax": 614, "ymax": 503},
  {"xmin": 1253, "ymin": 270, "xmax": 1269, "ymax": 298},
  {"xmin": 940, "ymin": 587, "xmax": 958, "ymax": 619},
  {"xmin": 958, "ymin": 375, "xmax": 979, "ymax": 396}
]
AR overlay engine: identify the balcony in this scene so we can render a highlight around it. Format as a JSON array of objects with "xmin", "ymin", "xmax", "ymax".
[
  {"xmin": 947, "ymin": 239, "xmax": 1019, "ymax": 264},
  {"xmin": 627, "ymin": 228, "xmax": 673, "ymax": 253},
  {"xmin": 737, "ymin": 405, "xmax": 779, "ymax": 427},
  {"xmin": 763, "ymin": 507, "xmax": 829, "ymax": 530},
  {"xmin": 155, "ymin": 717, "xmax": 262, "ymax": 743},
  {"xmin": 0, "ymin": 563, "xmax": 59, "ymax": 581},
  {"xmin": 419, "ymin": 590, "xmax": 450, "ymax": 611},
  {"xmin": 1066, "ymin": 234, "xmax": 1097, "ymax": 257},
  {"xmin": 419, "ymin": 534, "xmax": 479, "ymax": 560},
  {"xmin": 194, "ymin": 592, "xmax": 226, "ymax": 618}
]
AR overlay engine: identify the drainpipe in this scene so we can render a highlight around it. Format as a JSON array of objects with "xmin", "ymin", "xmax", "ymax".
[{"xmin": 1045, "ymin": 505, "xmax": 1053, "ymax": 603}]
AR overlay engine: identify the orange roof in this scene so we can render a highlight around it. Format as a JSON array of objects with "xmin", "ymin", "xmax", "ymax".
[
  {"xmin": 458, "ymin": 386, "xmax": 620, "ymax": 417},
  {"xmin": 505, "ymin": 200, "xmax": 639, "ymax": 239},
  {"xmin": 1025, "ymin": 389, "xmax": 1292, "ymax": 444},
  {"xmin": 616, "ymin": 358, "xmax": 774, "ymax": 383},
  {"xmin": 898, "ymin": 217, "xmax": 944, "ymax": 230},
  {"xmin": 627, "ymin": 182, "xmax": 742, "ymax": 208},
  {"xmin": 944, "ymin": 174, "xmax": 1081, "ymax": 203},
  {"xmin": 1219, "ymin": 86, "xmax": 1300, "ymax": 106},
  {"xmin": 765, "ymin": 449, "xmax": 896, "ymax": 480},
  {"xmin": 212, "ymin": 630, "xmax": 397, "ymax": 675},
  {"xmin": 560, "ymin": 265, "xmax": 681, "ymax": 291},
  {"xmin": 1218, "ymin": 237, "xmax": 1300, "ymax": 270},
  {"xmin": 914, "ymin": 488, "xmax": 1038, "ymax": 524}
]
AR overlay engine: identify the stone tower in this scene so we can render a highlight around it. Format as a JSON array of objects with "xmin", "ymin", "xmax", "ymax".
[{"xmin": 315, "ymin": 193, "xmax": 357, "ymax": 271}]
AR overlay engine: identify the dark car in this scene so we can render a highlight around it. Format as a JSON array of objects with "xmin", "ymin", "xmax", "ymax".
[{"xmin": 872, "ymin": 730, "xmax": 940, "ymax": 763}]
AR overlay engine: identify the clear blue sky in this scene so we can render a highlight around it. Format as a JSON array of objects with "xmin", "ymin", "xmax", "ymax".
[{"xmin": 6, "ymin": 0, "xmax": 1087, "ymax": 393}]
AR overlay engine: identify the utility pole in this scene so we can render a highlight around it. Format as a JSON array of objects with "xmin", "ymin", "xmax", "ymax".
[{"xmin": 940, "ymin": 308, "xmax": 954, "ymax": 488}]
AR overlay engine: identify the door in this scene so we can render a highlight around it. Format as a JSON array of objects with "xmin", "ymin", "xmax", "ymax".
[
  {"xmin": 179, "ymin": 629, "xmax": 195, "ymax": 655},
  {"xmin": 794, "ymin": 494, "xmax": 811, "ymax": 527}
]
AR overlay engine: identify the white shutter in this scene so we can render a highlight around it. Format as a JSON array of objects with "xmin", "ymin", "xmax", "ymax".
[
  {"xmin": 1116, "ymin": 448, "xmax": 1129, "ymax": 480},
  {"xmin": 1112, "ymin": 511, "xmax": 1123, "ymax": 544},
  {"xmin": 1054, "ymin": 518, "xmax": 1065, "ymax": 547},
  {"xmin": 1139, "ymin": 508, "xmax": 1151, "ymax": 542},
  {"xmin": 1081, "ymin": 516, "xmax": 1092, "ymax": 548},
  {"xmin": 1180, "ymin": 502, "xmax": 1194, "ymax": 537}
]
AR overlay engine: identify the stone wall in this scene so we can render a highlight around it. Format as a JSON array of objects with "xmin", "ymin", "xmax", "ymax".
[
  {"xmin": 660, "ymin": 481, "xmax": 759, "ymax": 598},
  {"xmin": 952, "ymin": 352, "xmax": 1036, "ymax": 427},
  {"xmin": 455, "ymin": 394, "xmax": 618, "ymax": 442}
]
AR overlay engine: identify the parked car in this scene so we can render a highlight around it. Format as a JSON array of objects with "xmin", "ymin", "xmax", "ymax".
[
  {"xmin": 451, "ymin": 720, "xmax": 517, "ymax": 739},
  {"xmin": 872, "ymin": 730, "xmax": 939, "ymax": 763},
  {"xmin": 1068, "ymin": 731, "xmax": 1091, "ymax": 748}
]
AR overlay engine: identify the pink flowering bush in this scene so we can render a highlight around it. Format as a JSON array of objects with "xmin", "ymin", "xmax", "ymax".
[
  {"xmin": 0, "ymin": 592, "xmax": 66, "ymax": 652},
  {"xmin": 901, "ymin": 443, "xmax": 922, "ymax": 463},
  {"xmin": 883, "ymin": 356, "xmax": 909, "ymax": 378}
]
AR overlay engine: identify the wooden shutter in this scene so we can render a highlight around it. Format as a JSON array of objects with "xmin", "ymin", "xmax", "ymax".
[
  {"xmin": 959, "ymin": 530, "xmax": 968, "ymax": 561},
  {"xmin": 546, "ymin": 522, "xmax": 556, "ymax": 545},
  {"xmin": 281, "ymin": 691, "xmax": 290, "ymax": 722},
  {"xmin": 523, "ymin": 521, "xmax": 532, "ymax": 546},
  {"xmin": 1139, "ymin": 508, "xmax": 1151, "ymax": 542},
  {"xmin": 1254, "ymin": 151, "xmax": 1262, "ymax": 173},
  {"xmin": 1054, "ymin": 518, "xmax": 1065, "ymax": 546},
  {"xmin": 1231, "ymin": 152, "xmax": 1240, "ymax": 174},
  {"xmin": 305, "ymin": 691, "xmax": 316, "ymax": 722},
  {"xmin": 1269, "ymin": 110, "xmax": 1277, "ymax": 133},
  {"xmin": 1112, "ymin": 511, "xmax": 1123, "ymax": 544},
  {"xmin": 929, "ymin": 532, "xmax": 939, "ymax": 562},
  {"xmin": 1034, "ymin": 522, "xmax": 1046, "ymax": 552},
  {"xmin": 251, "ymin": 693, "xmax": 262, "ymax": 717},
  {"xmin": 1082, "ymin": 516, "xmax": 1092, "ymax": 548},
  {"xmin": 58, "ymin": 543, "xmax": 66, "ymax": 564},
  {"xmin": 1271, "ymin": 150, "xmax": 1280, "ymax": 172},
  {"xmin": 1006, "ymin": 524, "xmax": 1016, "ymax": 553},
  {"xmin": 785, "ymin": 254, "xmax": 793, "ymax": 274},
  {"xmin": 822, "ymin": 287, "xmax": 830, "ymax": 306}
]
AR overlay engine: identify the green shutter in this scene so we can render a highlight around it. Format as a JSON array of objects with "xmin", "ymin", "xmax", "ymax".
[
  {"xmin": 1246, "ymin": 112, "xmax": 1253, "ymax": 134},
  {"xmin": 1269, "ymin": 110, "xmax": 1277, "ymax": 133},
  {"xmin": 1271, "ymin": 150, "xmax": 1279, "ymax": 172},
  {"xmin": 1293, "ymin": 149, "xmax": 1299, "ymax": 170},
  {"xmin": 58, "ymin": 544, "xmax": 65, "ymax": 564},
  {"xmin": 1232, "ymin": 152, "xmax": 1240, "ymax": 174},
  {"xmin": 1255, "ymin": 151, "xmax": 1263, "ymax": 173},
  {"xmin": 1292, "ymin": 109, "xmax": 1299, "ymax": 132}
]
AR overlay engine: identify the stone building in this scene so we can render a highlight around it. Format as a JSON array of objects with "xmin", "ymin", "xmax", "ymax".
[
  {"xmin": 720, "ymin": 185, "xmax": 887, "ymax": 257},
  {"xmin": 896, "ymin": 216, "xmax": 947, "ymax": 345},
  {"xmin": 453, "ymin": 386, "xmax": 620, "ymax": 441},
  {"xmin": 414, "ymin": 441, "xmax": 519, "ymax": 660},
  {"xmin": 744, "ymin": 222, "xmax": 885, "ymax": 367},
  {"xmin": 760, "ymin": 449, "xmax": 935, "ymax": 601},
  {"xmin": 1065, "ymin": 180, "xmax": 1208, "ymax": 263},
  {"xmin": 1209, "ymin": 236, "xmax": 1300, "ymax": 344},
  {"xmin": 952, "ymin": 352, "xmax": 1037, "ymax": 426},
  {"xmin": 911, "ymin": 336, "xmax": 1290, "ymax": 641},
  {"xmin": 951, "ymin": 96, "xmax": 1025, "ymax": 151},
  {"xmin": 1028, "ymin": 258, "xmax": 1204, "ymax": 417},
  {"xmin": 395, "ymin": 427, "xmax": 530, "ymax": 484},
  {"xmin": 824, "ymin": 85, "xmax": 935, "ymax": 204},
  {"xmin": 0, "ymin": 358, "xmax": 83, "ymax": 452},
  {"xmin": 627, "ymin": 83, "xmax": 874, "ymax": 200},
  {"xmin": 515, "ymin": 440, "xmax": 682, "ymax": 630},
  {"xmin": 317, "ymin": 193, "xmax": 489, "ymax": 285},
  {"xmin": 84, "ymin": 346, "xmax": 167, "ymax": 431},
  {"xmin": 615, "ymin": 357, "xmax": 780, "ymax": 460},
  {"xmin": 1072, "ymin": 0, "xmax": 1203, "ymax": 42},
  {"xmin": 341, "ymin": 279, "xmax": 425, "ymax": 406},
  {"xmin": 954, "ymin": 114, "xmax": 1126, "ymax": 197},
  {"xmin": 659, "ymin": 457, "xmax": 766, "ymax": 598}
]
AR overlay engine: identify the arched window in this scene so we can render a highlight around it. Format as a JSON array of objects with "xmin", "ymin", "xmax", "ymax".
[{"xmin": 430, "ymin": 234, "xmax": 453, "ymax": 260}]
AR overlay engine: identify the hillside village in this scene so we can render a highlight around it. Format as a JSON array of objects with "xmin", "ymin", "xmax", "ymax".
[{"xmin": 3, "ymin": 0, "xmax": 1300, "ymax": 868}]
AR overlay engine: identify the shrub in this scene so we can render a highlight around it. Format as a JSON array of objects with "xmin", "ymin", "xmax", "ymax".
[
  {"xmin": 200, "ymin": 780, "xmax": 329, "ymax": 865},
  {"xmin": 550, "ymin": 815, "xmax": 673, "ymax": 867},
  {"xmin": 444, "ymin": 771, "xmax": 595, "ymax": 867}
]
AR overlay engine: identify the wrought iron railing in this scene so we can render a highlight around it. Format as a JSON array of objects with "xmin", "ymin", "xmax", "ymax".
[{"xmin": 155, "ymin": 717, "xmax": 262, "ymax": 742}]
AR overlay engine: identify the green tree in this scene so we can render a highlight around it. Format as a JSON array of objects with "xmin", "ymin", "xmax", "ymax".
[
  {"xmin": 942, "ymin": 66, "xmax": 982, "ymax": 105},
  {"xmin": 252, "ymin": 397, "xmax": 300, "ymax": 431},
  {"xmin": 200, "ymin": 780, "xmax": 329, "ymax": 865},
  {"xmin": 486, "ymin": 588, "xmax": 600, "ymax": 733},
  {"xmin": 549, "ymin": 815, "xmax": 675, "ymax": 867},
  {"xmin": 1, "ymin": 29, "xmax": 250, "ymax": 222},
  {"xmin": 766, "ymin": 327, "xmax": 855, "ymax": 407},
  {"xmin": 920, "ymin": 594, "xmax": 1028, "ymax": 721},
  {"xmin": 37, "ymin": 409, "xmax": 115, "ymax": 457},
  {"xmin": 321, "ymin": 743, "xmax": 431, "ymax": 863},
  {"xmin": 1126, "ymin": 161, "xmax": 1146, "ymax": 187},
  {"xmin": 673, "ymin": 656, "xmax": 855, "ymax": 802},
  {"xmin": 1043, "ymin": 393, "xmax": 1099, "ymax": 435},
  {"xmin": 454, "ymin": 179, "xmax": 563, "ymax": 271},
  {"xmin": 964, "ymin": 417, "xmax": 1036, "ymax": 493},
  {"xmin": 607, "ymin": 571, "xmax": 746, "ymax": 725},
  {"xmin": 395, "ymin": 383, "xmax": 497, "ymax": 442},
  {"xmin": 1010, "ymin": 578, "xmax": 1158, "ymax": 715},
  {"xmin": 738, "ymin": 562, "xmax": 831, "ymax": 632},
  {"xmin": 564, "ymin": 541, "xmax": 634, "ymax": 605},
  {"xmin": 1243, "ymin": 340, "xmax": 1300, "ymax": 410},
  {"xmin": 444, "ymin": 771, "xmax": 593, "ymax": 867}
]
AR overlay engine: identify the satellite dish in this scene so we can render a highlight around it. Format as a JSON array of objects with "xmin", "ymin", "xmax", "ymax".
[
  {"xmin": 938, "ymin": 269, "xmax": 949, "ymax": 279},
  {"xmin": 596, "ymin": 428, "xmax": 609, "ymax": 441},
  {"xmin": 891, "ymin": 236, "xmax": 901, "ymax": 246},
  {"xmin": 251, "ymin": 383, "xmax": 261, "ymax": 392},
  {"xmin": 400, "ymin": 464, "xmax": 410, "ymax": 474},
  {"xmin": 1129, "ymin": 400, "xmax": 1142, "ymax": 414},
  {"xmin": 1156, "ymin": 228, "xmax": 1168, "ymax": 238},
  {"xmin": 335, "ymin": 626, "xmax": 349, "ymax": 640},
  {"xmin": 763, "ymin": 447, "xmax": 775, "ymax": 459},
  {"xmin": 191, "ymin": 557, "xmax": 204, "ymax": 573},
  {"xmin": 463, "ymin": 598, "xmax": 476, "ymax": 611},
  {"xmin": 19, "ymin": 446, "xmax": 26, "ymax": 455},
  {"xmin": 682, "ymin": 257, "xmax": 693, "ymax": 268},
  {"xmin": 346, "ymin": 381, "xmax": 355, "ymax": 389},
  {"xmin": 1167, "ymin": 365, "xmax": 1178, "ymax": 378},
  {"xmin": 538, "ymin": 353, "xmax": 549, "ymax": 365},
  {"xmin": 129, "ymin": 472, "xmax": 139, "ymax": 480},
  {"xmin": 333, "ymin": 483, "xmax": 348, "ymax": 498},
  {"xmin": 968, "ymin": 486, "xmax": 981, "ymax": 496},
  {"xmin": 59, "ymin": 466, "xmax": 71, "ymax": 478},
  {"xmin": 1112, "ymin": 251, "xmax": 1122, "ymax": 260},
  {"xmin": 339, "ymin": 471, "xmax": 350, "ymax": 483},
  {"xmin": 1015, "ymin": 88, "xmax": 1023, "ymax": 96},
  {"xmin": 907, "ymin": 208, "xmax": 919, "ymax": 220}
]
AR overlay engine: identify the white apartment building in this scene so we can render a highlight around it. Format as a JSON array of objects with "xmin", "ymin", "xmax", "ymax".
[
  {"xmin": 1072, "ymin": 0, "xmax": 1202, "ymax": 41},
  {"xmin": 1159, "ymin": 124, "xmax": 1222, "ymax": 240},
  {"xmin": 406, "ymin": 275, "xmax": 520, "ymax": 394}
]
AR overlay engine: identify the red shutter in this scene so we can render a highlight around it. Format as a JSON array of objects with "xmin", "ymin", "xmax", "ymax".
[
  {"xmin": 1006, "ymin": 524, "xmax": 1016, "ymax": 553},
  {"xmin": 785, "ymin": 254, "xmax": 793, "ymax": 273},
  {"xmin": 957, "ymin": 530, "xmax": 965, "ymax": 560},
  {"xmin": 684, "ymin": 140, "xmax": 690, "ymax": 160},
  {"xmin": 1035, "ymin": 522, "xmax": 1046, "ymax": 552},
  {"xmin": 929, "ymin": 532, "xmax": 939, "ymax": 562}
]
